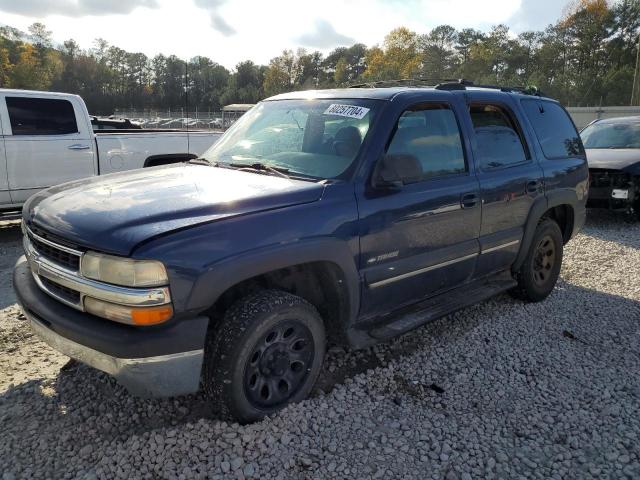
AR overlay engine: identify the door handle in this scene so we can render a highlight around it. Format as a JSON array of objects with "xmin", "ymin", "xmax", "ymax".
[
  {"xmin": 461, "ymin": 192, "xmax": 479, "ymax": 209},
  {"xmin": 526, "ymin": 180, "xmax": 541, "ymax": 194},
  {"xmin": 68, "ymin": 144, "xmax": 90, "ymax": 150}
]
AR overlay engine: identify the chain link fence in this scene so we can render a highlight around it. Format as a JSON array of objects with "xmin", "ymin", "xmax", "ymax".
[
  {"xmin": 112, "ymin": 109, "xmax": 230, "ymax": 129},
  {"xmin": 566, "ymin": 106, "xmax": 640, "ymax": 129},
  {"xmin": 112, "ymin": 105, "xmax": 640, "ymax": 131}
]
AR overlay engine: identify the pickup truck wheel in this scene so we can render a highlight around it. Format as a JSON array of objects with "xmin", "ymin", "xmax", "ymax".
[
  {"xmin": 510, "ymin": 218, "xmax": 563, "ymax": 302},
  {"xmin": 203, "ymin": 290, "xmax": 325, "ymax": 423}
]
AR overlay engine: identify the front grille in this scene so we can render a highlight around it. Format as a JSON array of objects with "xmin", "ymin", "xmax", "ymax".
[
  {"xmin": 39, "ymin": 277, "xmax": 81, "ymax": 305},
  {"xmin": 590, "ymin": 169, "xmax": 631, "ymax": 189},
  {"xmin": 28, "ymin": 231, "xmax": 81, "ymax": 271}
]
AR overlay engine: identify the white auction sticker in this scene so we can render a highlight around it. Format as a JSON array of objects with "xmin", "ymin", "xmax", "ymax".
[{"xmin": 324, "ymin": 104, "xmax": 370, "ymax": 119}]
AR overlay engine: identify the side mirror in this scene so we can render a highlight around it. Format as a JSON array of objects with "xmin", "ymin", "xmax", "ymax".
[{"xmin": 373, "ymin": 154, "xmax": 404, "ymax": 190}]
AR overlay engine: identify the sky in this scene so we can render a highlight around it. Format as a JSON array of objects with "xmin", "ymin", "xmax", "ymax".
[{"xmin": 0, "ymin": 0, "xmax": 569, "ymax": 69}]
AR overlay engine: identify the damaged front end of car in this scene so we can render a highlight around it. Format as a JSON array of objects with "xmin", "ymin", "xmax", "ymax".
[{"xmin": 587, "ymin": 168, "xmax": 640, "ymax": 217}]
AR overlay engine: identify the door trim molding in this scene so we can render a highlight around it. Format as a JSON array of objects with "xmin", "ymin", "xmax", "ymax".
[
  {"xmin": 368, "ymin": 252, "xmax": 478, "ymax": 289},
  {"xmin": 480, "ymin": 239, "xmax": 520, "ymax": 254}
]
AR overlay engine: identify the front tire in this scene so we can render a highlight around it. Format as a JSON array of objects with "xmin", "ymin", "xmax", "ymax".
[
  {"xmin": 203, "ymin": 290, "xmax": 325, "ymax": 423},
  {"xmin": 510, "ymin": 218, "xmax": 563, "ymax": 302}
]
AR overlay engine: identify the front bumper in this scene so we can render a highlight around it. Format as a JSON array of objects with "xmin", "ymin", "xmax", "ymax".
[
  {"xmin": 14, "ymin": 256, "xmax": 208, "ymax": 397},
  {"xmin": 587, "ymin": 170, "xmax": 638, "ymax": 211}
]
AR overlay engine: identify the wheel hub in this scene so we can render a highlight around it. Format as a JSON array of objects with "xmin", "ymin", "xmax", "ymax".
[
  {"xmin": 243, "ymin": 321, "xmax": 315, "ymax": 409},
  {"xmin": 532, "ymin": 234, "xmax": 556, "ymax": 287},
  {"xmin": 260, "ymin": 345, "xmax": 291, "ymax": 376}
]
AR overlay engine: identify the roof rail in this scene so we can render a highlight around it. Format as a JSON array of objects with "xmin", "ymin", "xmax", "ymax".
[
  {"xmin": 348, "ymin": 78, "xmax": 544, "ymax": 96},
  {"xmin": 349, "ymin": 78, "xmax": 458, "ymax": 89},
  {"xmin": 436, "ymin": 79, "xmax": 544, "ymax": 96}
]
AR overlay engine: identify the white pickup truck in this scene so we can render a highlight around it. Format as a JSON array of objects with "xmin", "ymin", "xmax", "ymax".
[{"xmin": 0, "ymin": 89, "xmax": 223, "ymax": 214}]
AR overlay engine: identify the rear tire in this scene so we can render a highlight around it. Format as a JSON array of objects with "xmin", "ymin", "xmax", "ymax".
[
  {"xmin": 203, "ymin": 290, "xmax": 325, "ymax": 423},
  {"xmin": 510, "ymin": 218, "xmax": 563, "ymax": 302}
]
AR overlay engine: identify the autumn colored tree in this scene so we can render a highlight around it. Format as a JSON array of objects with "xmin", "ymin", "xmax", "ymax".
[{"xmin": 1, "ymin": 2, "xmax": 639, "ymax": 112}]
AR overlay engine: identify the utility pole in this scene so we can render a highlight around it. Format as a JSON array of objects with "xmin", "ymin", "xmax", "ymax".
[{"xmin": 632, "ymin": 32, "xmax": 640, "ymax": 106}]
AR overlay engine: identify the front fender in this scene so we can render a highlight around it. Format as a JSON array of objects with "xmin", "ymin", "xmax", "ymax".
[{"xmin": 186, "ymin": 237, "xmax": 360, "ymax": 323}]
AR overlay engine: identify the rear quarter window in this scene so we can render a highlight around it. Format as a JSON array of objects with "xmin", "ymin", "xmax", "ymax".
[
  {"xmin": 521, "ymin": 99, "xmax": 584, "ymax": 159},
  {"xmin": 6, "ymin": 97, "xmax": 78, "ymax": 136}
]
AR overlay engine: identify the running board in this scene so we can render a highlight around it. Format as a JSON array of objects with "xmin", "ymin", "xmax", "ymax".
[{"xmin": 366, "ymin": 272, "xmax": 517, "ymax": 341}]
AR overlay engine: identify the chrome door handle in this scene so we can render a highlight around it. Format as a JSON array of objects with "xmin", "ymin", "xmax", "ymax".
[{"xmin": 68, "ymin": 144, "xmax": 90, "ymax": 150}]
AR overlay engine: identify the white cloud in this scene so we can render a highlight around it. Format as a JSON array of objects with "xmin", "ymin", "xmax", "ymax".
[
  {"xmin": 296, "ymin": 19, "xmax": 355, "ymax": 49},
  {"xmin": 0, "ymin": 0, "xmax": 159, "ymax": 17},
  {"xmin": 0, "ymin": 0, "xmax": 569, "ymax": 68}
]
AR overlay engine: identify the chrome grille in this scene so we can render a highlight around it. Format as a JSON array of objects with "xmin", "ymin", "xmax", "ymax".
[{"xmin": 26, "ymin": 228, "xmax": 82, "ymax": 272}]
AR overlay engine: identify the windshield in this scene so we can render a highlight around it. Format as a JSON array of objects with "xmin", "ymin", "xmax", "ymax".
[
  {"xmin": 581, "ymin": 121, "xmax": 640, "ymax": 149},
  {"xmin": 201, "ymin": 99, "xmax": 381, "ymax": 180}
]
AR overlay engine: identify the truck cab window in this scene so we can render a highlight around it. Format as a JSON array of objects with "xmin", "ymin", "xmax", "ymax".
[
  {"xmin": 6, "ymin": 97, "xmax": 78, "ymax": 136},
  {"xmin": 385, "ymin": 104, "xmax": 466, "ymax": 183},
  {"xmin": 470, "ymin": 104, "xmax": 528, "ymax": 169}
]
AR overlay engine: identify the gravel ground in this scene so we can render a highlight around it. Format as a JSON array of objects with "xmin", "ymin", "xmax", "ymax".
[{"xmin": 1, "ymin": 212, "xmax": 640, "ymax": 479}]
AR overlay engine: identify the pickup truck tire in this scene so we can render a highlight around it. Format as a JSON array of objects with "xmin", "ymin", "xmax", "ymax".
[
  {"xmin": 203, "ymin": 290, "xmax": 326, "ymax": 423},
  {"xmin": 510, "ymin": 218, "xmax": 563, "ymax": 302}
]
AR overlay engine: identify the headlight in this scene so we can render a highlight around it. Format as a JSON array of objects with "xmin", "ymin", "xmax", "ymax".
[{"xmin": 81, "ymin": 251, "xmax": 168, "ymax": 287}]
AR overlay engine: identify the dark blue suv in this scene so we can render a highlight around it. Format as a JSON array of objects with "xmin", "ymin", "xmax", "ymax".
[{"xmin": 14, "ymin": 82, "xmax": 589, "ymax": 422}]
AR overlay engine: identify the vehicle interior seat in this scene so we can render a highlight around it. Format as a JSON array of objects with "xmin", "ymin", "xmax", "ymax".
[{"xmin": 333, "ymin": 126, "xmax": 362, "ymax": 158}]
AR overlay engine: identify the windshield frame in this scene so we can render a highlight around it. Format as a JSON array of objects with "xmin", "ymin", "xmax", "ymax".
[
  {"xmin": 580, "ymin": 120, "xmax": 640, "ymax": 150},
  {"xmin": 201, "ymin": 97, "xmax": 385, "ymax": 182}
]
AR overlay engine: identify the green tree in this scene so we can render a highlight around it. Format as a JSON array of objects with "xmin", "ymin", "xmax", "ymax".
[{"xmin": 421, "ymin": 25, "xmax": 458, "ymax": 79}]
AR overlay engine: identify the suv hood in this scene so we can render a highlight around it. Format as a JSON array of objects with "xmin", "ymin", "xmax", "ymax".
[
  {"xmin": 24, "ymin": 164, "xmax": 325, "ymax": 255},
  {"xmin": 586, "ymin": 149, "xmax": 640, "ymax": 174}
]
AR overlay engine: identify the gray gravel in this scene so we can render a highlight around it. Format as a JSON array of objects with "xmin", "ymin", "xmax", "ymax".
[{"xmin": 1, "ymin": 211, "xmax": 640, "ymax": 479}]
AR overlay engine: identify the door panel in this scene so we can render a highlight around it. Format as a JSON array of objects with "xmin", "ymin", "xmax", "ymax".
[
  {"xmin": 3, "ymin": 95, "xmax": 95, "ymax": 203},
  {"xmin": 0, "ymin": 114, "xmax": 10, "ymax": 207},
  {"xmin": 356, "ymin": 101, "xmax": 481, "ymax": 320},
  {"xmin": 467, "ymin": 101, "xmax": 544, "ymax": 276},
  {"xmin": 359, "ymin": 176, "xmax": 481, "ymax": 318}
]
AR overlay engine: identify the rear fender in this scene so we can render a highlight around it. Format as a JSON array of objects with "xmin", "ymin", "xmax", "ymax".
[{"xmin": 513, "ymin": 189, "xmax": 580, "ymax": 271}]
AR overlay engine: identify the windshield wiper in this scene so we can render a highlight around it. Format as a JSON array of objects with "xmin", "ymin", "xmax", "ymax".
[
  {"xmin": 214, "ymin": 160, "xmax": 321, "ymax": 182},
  {"xmin": 223, "ymin": 162, "xmax": 291, "ymax": 179}
]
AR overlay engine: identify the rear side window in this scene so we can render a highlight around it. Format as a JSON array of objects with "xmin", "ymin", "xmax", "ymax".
[
  {"xmin": 386, "ymin": 104, "xmax": 466, "ymax": 182},
  {"xmin": 6, "ymin": 97, "xmax": 78, "ymax": 135},
  {"xmin": 521, "ymin": 99, "xmax": 584, "ymax": 159},
  {"xmin": 470, "ymin": 104, "xmax": 529, "ymax": 170}
]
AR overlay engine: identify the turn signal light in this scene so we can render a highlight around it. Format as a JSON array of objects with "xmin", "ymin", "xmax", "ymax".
[
  {"xmin": 84, "ymin": 297, "xmax": 173, "ymax": 326},
  {"xmin": 131, "ymin": 306, "xmax": 174, "ymax": 326}
]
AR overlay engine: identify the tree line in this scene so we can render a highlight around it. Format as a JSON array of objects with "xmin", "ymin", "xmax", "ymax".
[{"xmin": 0, "ymin": 0, "xmax": 638, "ymax": 115}]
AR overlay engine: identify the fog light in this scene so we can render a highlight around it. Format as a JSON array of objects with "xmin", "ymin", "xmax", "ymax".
[{"xmin": 84, "ymin": 297, "xmax": 173, "ymax": 326}]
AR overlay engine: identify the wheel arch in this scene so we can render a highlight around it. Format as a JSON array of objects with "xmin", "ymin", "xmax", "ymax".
[
  {"xmin": 187, "ymin": 239, "xmax": 360, "ymax": 345},
  {"xmin": 513, "ymin": 190, "xmax": 577, "ymax": 272}
]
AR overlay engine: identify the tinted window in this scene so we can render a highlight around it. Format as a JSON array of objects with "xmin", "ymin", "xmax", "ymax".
[
  {"xmin": 521, "ymin": 99, "xmax": 584, "ymax": 158},
  {"xmin": 470, "ymin": 104, "xmax": 528, "ymax": 169},
  {"xmin": 386, "ymin": 104, "xmax": 466, "ymax": 182},
  {"xmin": 6, "ymin": 97, "xmax": 78, "ymax": 135}
]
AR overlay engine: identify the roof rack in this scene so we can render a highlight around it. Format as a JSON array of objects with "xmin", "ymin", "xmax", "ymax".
[
  {"xmin": 348, "ymin": 78, "xmax": 544, "ymax": 96},
  {"xmin": 435, "ymin": 79, "xmax": 544, "ymax": 96},
  {"xmin": 349, "ymin": 78, "xmax": 458, "ymax": 89}
]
